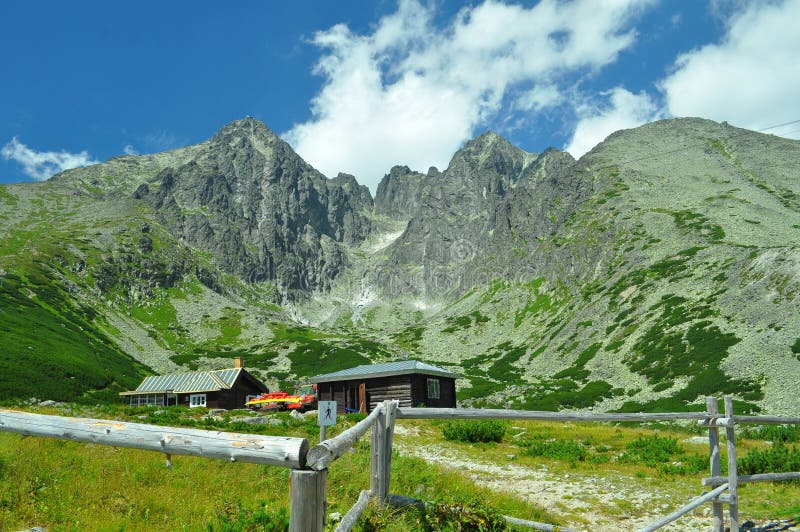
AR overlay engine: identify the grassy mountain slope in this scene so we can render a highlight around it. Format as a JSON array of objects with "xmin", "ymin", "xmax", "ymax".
[
  {"xmin": 305, "ymin": 119, "xmax": 800, "ymax": 414},
  {"xmin": 1, "ymin": 117, "xmax": 798, "ymax": 414}
]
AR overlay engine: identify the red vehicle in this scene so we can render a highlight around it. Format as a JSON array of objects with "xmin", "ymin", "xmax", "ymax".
[{"xmin": 245, "ymin": 384, "xmax": 318, "ymax": 412}]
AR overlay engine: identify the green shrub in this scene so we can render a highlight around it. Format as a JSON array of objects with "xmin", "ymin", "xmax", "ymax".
[
  {"xmin": 617, "ymin": 434, "xmax": 706, "ymax": 475},
  {"xmin": 619, "ymin": 434, "xmax": 682, "ymax": 467},
  {"xmin": 742, "ymin": 424, "xmax": 800, "ymax": 443},
  {"xmin": 740, "ymin": 442, "xmax": 800, "ymax": 475},
  {"xmin": 416, "ymin": 498, "xmax": 506, "ymax": 531},
  {"xmin": 441, "ymin": 420, "xmax": 508, "ymax": 443},
  {"xmin": 522, "ymin": 439, "xmax": 586, "ymax": 464},
  {"xmin": 792, "ymin": 337, "xmax": 800, "ymax": 355}
]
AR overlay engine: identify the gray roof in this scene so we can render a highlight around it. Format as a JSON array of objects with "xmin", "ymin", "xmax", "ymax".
[
  {"xmin": 309, "ymin": 360, "xmax": 460, "ymax": 383},
  {"xmin": 120, "ymin": 368, "xmax": 246, "ymax": 395}
]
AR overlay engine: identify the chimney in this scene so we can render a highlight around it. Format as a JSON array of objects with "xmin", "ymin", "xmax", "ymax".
[{"xmin": 234, "ymin": 357, "xmax": 243, "ymax": 369}]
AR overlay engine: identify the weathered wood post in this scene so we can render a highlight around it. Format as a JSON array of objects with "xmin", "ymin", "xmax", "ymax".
[
  {"xmin": 724, "ymin": 396, "xmax": 740, "ymax": 532},
  {"xmin": 289, "ymin": 468, "xmax": 327, "ymax": 532},
  {"xmin": 370, "ymin": 401, "xmax": 388, "ymax": 501},
  {"xmin": 706, "ymin": 396, "xmax": 724, "ymax": 532},
  {"xmin": 380, "ymin": 400, "xmax": 398, "ymax": 501}
]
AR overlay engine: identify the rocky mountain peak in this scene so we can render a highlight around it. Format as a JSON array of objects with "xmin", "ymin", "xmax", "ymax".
[
  {"xmin": 140, "ymin": 117, "xmax": 372, "ymax": 295},
  {"xmin": 374, "ymin": 165, "xmax": 428, "ymax": 219},
  {"xmin": 211, "ymin": 116, "xmax": 280, "ymax": 146}
]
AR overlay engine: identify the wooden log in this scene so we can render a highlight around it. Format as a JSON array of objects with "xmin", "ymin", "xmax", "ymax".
[
  {"xmin": 370, "ymin": 402, "xmax": 387, "ymax": 500},
  {"xmin": 731, "ymin": 415, "xmax": 800, "ymax": 425},
  {"xmin": 702, "ymin": 471, "xmax": 800, "ymax": 486},
  {"xmin": 725, "ymin": 396, "xmax": 740, "ymax": 532},
  {"xmin": 376, "ymin": 400, "xmax": 398, "ymax": 502},
  {"xmin": 698, "ymin": 417, "xmax": 734, "ymax": 428},
  {"xmin": 0, "ymin": 408, "xmax": 307, "ymax": 469},
  {"xmin": 335, "ymin": 489, "xmax": 372, "ymax": 532},
  {"xmin": 306, "ymin": 404, "xmax": 384, "ymax": 471},
  {"xmin": 707, "ymin": 397, "xmax": 724, "ymax": 532},
  {"xmin": 502, "ymin": 515, "xmax": 580, "ymax": 531},
  {"xmin": 396, "ymin": 407, "xmax": 711, "ymax": 422},
  {"xmin": 638, "ymin": 483, "xmax": 729, "ymax": 532},
  {"xmin": 289, "ymin": 468, "xmax": 327, "ymax": 532}
]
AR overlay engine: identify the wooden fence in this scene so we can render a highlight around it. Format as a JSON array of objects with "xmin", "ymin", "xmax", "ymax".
[{"xmin": 2, "ymin": 395, "xmax": 800, "ymax": 531}]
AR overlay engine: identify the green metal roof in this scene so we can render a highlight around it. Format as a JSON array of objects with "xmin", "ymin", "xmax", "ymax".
[
  {"xmin": 120, "ymin": 368, "xmax": 244, "ymax": 395},
  {"xmin": 309, "ymin": 360, "xmax": 460, "ymax": 383}
]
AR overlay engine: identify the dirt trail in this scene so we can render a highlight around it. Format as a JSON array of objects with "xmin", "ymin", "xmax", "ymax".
[{"xmin": 393, "ymin": 427, "xmax": 713, "ymax": 531}]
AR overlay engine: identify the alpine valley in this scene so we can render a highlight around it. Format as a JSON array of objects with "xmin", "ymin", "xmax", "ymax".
[{"xmin": 2, "ymin": 117, "xmax": 799, "ymax": 414}]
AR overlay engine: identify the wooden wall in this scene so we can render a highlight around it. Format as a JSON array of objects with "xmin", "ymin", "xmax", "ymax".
[{"xmin": 317, "ymin": 374, "xmax": 457, "ymax": 412}]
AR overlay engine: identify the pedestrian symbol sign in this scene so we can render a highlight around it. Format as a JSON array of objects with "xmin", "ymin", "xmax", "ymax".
[{"xmin": 318, "ymin": 400, "xmax": 337, "ymax": 427}]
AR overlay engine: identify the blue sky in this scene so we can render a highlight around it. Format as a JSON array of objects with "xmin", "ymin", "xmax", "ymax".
[{"xmin": 2, "ymin": 0, "xmax": 799, "ymax": 191}]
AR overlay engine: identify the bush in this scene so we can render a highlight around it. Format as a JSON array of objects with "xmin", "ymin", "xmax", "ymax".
[
  {"xmin": 416, "ymin": 499, "xmax": 506, "ymax": 531},
  {"xmin": 742, "ymin": 425, "xmax": 800, "ymax": 443},
  {"xmin": 441, "ymin": 420, "xmax": 508, "ymax": 443},
  {"xmin": 522, "ymin": 439, "xmax": 586, "ymax": 464},
  {"xmin": 619, "ymin": 434, "xmax": 682, "ymax": 467},
  {"xmin": 740, "ymin": 442, "xmax": 800, "ymax": 475}
]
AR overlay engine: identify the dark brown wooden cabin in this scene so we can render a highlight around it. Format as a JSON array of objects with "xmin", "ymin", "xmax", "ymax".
[
  {"xmin": 119, "ymin": 358, "xmax": 267, "ymax": 410},
  {"xmin": 310, "ymin": 360, "xmax": 459, "ymax": 413}
]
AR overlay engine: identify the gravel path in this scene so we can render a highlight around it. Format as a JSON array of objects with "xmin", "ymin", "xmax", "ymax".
[{"xmin": 393, "ymin": 428, "xmax": 713, "ymax": 531}]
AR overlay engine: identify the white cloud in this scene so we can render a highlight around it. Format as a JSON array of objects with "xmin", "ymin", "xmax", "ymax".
[
  {"xmin": 516, "ymin": 84, "xmax": 563, "ymax": 112},
  {"xmin": 564, "ymin": 88, "xmax": 661, "ymax": 158},
  {"xmin": 123, "ymin": 144, "xmax": 138, "ymax": 156},
  {"xmin": 661, "ymin": 0, "xmax": 800, "ymax": 138},
  {"xmin": 1, "ymin": 137, "xmax": 99, "ymax": 181},
  {"xmin": 285, "ymin": 0, "xmax": 652, "ymax": 191}
]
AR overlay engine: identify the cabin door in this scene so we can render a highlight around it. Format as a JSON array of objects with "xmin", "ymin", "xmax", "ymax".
[
  {"xmin": 347, "ymin": 385, "xmax": 358, "ymax": 413},
  {"xmin": 358, "ymin": 382, "xmax": 366, "ymax": 413}
]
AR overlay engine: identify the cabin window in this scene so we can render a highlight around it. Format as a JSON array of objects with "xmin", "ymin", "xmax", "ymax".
[
  {"xmin": 427, "ymin": 378, "xmax": 440, "ymax": 400},
  {"xmin": 189, "ymin": 393, "xmax": 207, "ymax": 408},
  {"xmin": 129, "ymin": 394, "xmax": 164, "ymax": 407}
]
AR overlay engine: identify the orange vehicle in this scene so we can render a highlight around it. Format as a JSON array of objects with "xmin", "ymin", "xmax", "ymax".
[{"xmin": 245, "ymin": 384, "xmax": 318, "ymax": 412}]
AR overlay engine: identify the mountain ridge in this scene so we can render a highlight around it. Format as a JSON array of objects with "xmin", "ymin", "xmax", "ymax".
[{"xmin": 1, "ymin": 116, "xmax": 799, "ymax": 414}]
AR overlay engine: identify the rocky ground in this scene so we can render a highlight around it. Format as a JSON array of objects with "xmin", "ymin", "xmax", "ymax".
[{"xmin": 394, "ymin": 424, "xmax": 723, "ymax": 531}]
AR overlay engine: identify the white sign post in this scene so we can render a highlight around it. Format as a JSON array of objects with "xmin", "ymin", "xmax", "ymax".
[{"xmin": 317, "ymin": 400, "xmax": 337, "ymax": 442}]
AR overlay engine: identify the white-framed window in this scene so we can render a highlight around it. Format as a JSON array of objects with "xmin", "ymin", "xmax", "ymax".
[
  {"xmin": 189, "ymin": 393, "xmax": 207, "ymax": 408},
  {"xmin": 129, "ymin": 394, "xmax": 165, "ymax": 407},
  {"xmin": 427, "ymin": 378, "xmax": 440, "ymax": 400}
]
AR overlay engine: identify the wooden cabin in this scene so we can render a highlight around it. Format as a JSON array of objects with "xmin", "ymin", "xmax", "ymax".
[
  {"xmin": 310, "ymin": 360, "xmax": 459, "ymax": 413},
  {"xmin": 119, "ymin": 358, "xmax": 267, "ymax": 410}
]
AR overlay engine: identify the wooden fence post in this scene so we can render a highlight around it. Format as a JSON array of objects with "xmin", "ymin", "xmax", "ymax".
[
  {"xmin": 370, "ymin": 402, "xmax": 387, "ymax": 502},
  {"xmin": 380, "ymin": 400, "xmax": 398, "ymax": 501},
  {"xmin": 289, "ymin": 468, "xmax": 327, "ymax": 532},
  {"xmin": 706, "ymin": 396, "xmax": 724, "ymax": 532},
  {"xmin": 724, "ymin": 396, "xmax": 739, "ymax": 532}
]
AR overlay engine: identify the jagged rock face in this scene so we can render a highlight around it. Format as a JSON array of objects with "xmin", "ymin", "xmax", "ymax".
[
  {"xmin": 373, "ymin": 165, "xmax": 438, "ymax": 219},
  {"xmin": 144, "ymin": 118, "xmax": 372, "ymax": 295},
  {"xmin": 374, "ymin": 132, "xmax": 594, "ymax": 297}
]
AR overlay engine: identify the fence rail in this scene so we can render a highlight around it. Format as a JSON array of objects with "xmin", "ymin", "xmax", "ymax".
[
  {"xmin": 0, "ymin": 408, "xmax": 307, "ymax": 469},
  {"xmin": 3, "ymin": 398, "xmax": 800, "ymax": 532}
]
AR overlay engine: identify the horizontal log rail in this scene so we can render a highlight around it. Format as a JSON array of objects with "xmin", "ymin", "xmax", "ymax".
[
  {"xmin": 702, "ymin": 472, "xmax": 800, "ymax": 487},
  {"xmin": 0, "ymin": 408, "xmax": 308, "ymax": 469},
  {"xmin": 730, "ymin": 415, "xmax": 800, "ymax": 425},
  {"xmin": 397, "ymin": 406, "xmax": 712, "ymax": 422},
  {"xmin": 306, "ymin": 403, "xmax": 385, "ymax": 471}
]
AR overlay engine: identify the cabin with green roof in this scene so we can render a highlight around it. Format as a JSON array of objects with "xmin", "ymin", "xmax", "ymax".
[
  {"xmin": 119, "ymin": 358, "xmax": 267, "ymax": 409},
  {"xmin": 309, "ymin": 360, "xmax": 459, "ymax": 413}
]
